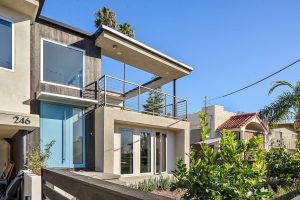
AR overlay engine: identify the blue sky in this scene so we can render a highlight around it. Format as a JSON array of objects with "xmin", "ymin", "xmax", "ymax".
[{"xmin": 41, "ymin": 0, "xmax": 300, "ymax": 114}]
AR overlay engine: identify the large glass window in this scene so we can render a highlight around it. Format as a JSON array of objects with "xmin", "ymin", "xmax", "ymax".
[
  {"xmin": 42, "ymin": 40, "xmax": 84, "ymax": 88},
  {"xmin": 156, "ymin": 132, "xmax": 167, "ymax": 173},
  {"xmin": 140, "ymin": 132, "xmax": 151, "ymax": 173},
  {"xmin": 0, "ymin": 18, "xmax": 12, "ymax": 70},
  {"xmin": 73, "ymin": 108, "xmax": 84, "ymax": 165},
  {"xmin": 162, "ymin": 134, "xmax": 167, "ymax": 172},
  {"xmin": 121, "ymin": 129, "xmax": 133, "ymax": 174}
]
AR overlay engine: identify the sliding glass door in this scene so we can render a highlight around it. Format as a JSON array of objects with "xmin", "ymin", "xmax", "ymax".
[
  {"xmin": 120, "ymin": 129, "xmax": 133, "ymax": 174},
  {"xmin": 140, "ymin": 132, "xmax": 151, "ymax": 173},
  {"xmin": 155, "ymin": 132, "xmax": 167, "ymax": 174}
]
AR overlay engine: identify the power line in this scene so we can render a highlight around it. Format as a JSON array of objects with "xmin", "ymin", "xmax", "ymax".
[{"xmin": 207, "ymin": 58, "xmax": 300, "ymax": 103}]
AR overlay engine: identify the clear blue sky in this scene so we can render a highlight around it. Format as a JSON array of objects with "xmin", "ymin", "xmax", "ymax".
[{"xmin": 41, "ymin": 0, "xmax": 300, "ymax": 114}]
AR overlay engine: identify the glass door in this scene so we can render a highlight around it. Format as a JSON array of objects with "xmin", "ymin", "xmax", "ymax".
[
  {"xmin": 155, "ymin": 132, "xmax": 167, "ymax": 174},
  {"xmin": 40, "ymin": 102, "xmax": 85, "ymax": 168}
]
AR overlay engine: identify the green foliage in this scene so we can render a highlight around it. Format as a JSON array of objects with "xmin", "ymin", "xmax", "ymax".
[
  {"xmin": 94, "ymin": 7, "xmax": 117, "ymax": 29},
  {"xmin": 197, "ymin": 111, "xmax": 211, "ymax": 141},
  {"xmin": 259, "ymin": 80, "xmax": 300, "ymax": 124},
  {"xmin": 143, "ymin": 77, "xmax": 164, "ymax": 115},
  {"xmin": 26, "ymin": 140, "xmax": 55, "ymax": 175},
  {"xmin": 171, "ymin": 111, "xmax": 273, "ymax": 199},
  {"xmin": 265, "ymin": 147, "xmax": 300, "ymax": 190},
  {"xmin": 94, "ymin": 7, "xmax": 135, "ymax": 38},
  {"xmin": 128, "ymin": 176, "xmax": 173, "ymax": 192},
  {"xmin": 117, "ymin": 22, "xmax": 135, "ymax": 38}
]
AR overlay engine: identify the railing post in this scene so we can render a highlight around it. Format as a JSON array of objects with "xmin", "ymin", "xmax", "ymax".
[
  {"xmin": 164, "ymin": 94, "xmax": 167, "ymax": 117},
  {"xmin": 185, "ymin": 100, "xmax": 188, "ymax": 120},
  {"xmin": 104, "ymin": 75, "xmax": 107, "ymax": 106},
  {"xmin": 138, "ymin": 86, "xmax": 140, "ymax": 112}
]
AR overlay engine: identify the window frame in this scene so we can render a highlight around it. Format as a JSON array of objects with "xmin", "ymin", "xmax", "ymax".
[
  {"xmin": 40, "ymin": 38, "xmax": 86, "ymax": 90},
  {"xmin": 139, "ymin": 131, "xmax": 152, "ymax": 175},
  {"xmin": 0, "ymin": 15, "xmax": 14, "ymax": 72},
  {"xmin": 119, "ymin": 128, "xmax": 134, "ymax": 175}
]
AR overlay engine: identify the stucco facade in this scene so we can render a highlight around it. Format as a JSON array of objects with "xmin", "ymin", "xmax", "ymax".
[
  {"xmin": 95, "ymin": 107, "xmax": 190, "ymax": 176},
  {"xmin": 0, "ymin": 5, "xmax": 31, "ymax": 114}
]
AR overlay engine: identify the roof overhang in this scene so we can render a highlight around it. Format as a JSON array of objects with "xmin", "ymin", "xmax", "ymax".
[
  {"xmin": 0, "ymin": 111, "xmax": 39, "ymax": 139},
  {"xmin": 0, "ymin": 0, "xmax": 39, "ymax": 21},
  {"xmin": 37, "ymin": 92, "xmax": 98, "ymax": 107},
  {"xmin": 95, "ymin": 25, "xmax": 193, "ymax": 80}
]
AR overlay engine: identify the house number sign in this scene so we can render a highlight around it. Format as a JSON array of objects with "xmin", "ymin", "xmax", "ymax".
[{"xmin": 13, "ymin": 116, "xmax": 31, "ymax": 125}]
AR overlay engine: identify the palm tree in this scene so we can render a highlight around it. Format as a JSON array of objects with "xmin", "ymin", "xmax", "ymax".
[
  {"xmin": 259, "ymin": 81, "xmax": 300, "ymax": 131},
  {"xmin": 117, "ymin": 23, "xmax": 135, "ymax": 38},
  {"xmin": 94, "ymin": 7, "xmax": 117, "ymax": 29}
]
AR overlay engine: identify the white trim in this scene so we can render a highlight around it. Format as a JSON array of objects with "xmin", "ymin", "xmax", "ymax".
[
  {"xmin": 40, "ymin": 38, "xmax": 86, "ymax": 90},
  {"xmin": 0, "ymin": 15, "xmax": 14, "ymax": 72},
  {"xmin": 37, "ymin": 91, "xmax": 98, "ymax": 106}
]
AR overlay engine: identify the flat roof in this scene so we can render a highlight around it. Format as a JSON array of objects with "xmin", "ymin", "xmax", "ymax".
[{"xmin": 95, "ymin": 25, "xmax": 193, "ymax": 72}]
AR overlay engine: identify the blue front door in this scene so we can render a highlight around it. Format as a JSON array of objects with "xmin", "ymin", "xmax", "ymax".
[{"xmin": 40, "ymin": 102, "xmax": 85, "ymax": 168}]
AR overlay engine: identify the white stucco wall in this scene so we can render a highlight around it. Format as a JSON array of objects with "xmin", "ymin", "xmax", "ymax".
[
  {"xmin": 0, "ymin": 6, "xmax": 31, "ymax": 114},
  {"xmin": 95, "ymin": 107, "xmax": 190, "ymax": 176}
]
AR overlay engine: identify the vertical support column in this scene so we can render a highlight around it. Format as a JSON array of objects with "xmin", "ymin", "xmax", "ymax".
[
  {"xmin": 104, "ymin": 75, "xmax": 107, "ymax": 106},
  {"xmin": 138, "ymin": 86, "xmax": 140, "ymax": 112},
  {"xmin": 123, "ymin": 64, "xmax": 126, "ymax": 109},
  {"xmin": 173, "ymin": 79, "xmax": 177, "ymax": 118},
  {"xmin": 164, "ymin": 94, "xmax": 167, "ymax": 117}
]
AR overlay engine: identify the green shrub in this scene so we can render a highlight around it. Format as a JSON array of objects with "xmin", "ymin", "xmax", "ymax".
[
  {"xmin": 26, "ymin": 140, "xmax": 55, "ymax": 175},
  {"xmin": 171, "ymin": 111, "xmax": 273, "ymax": 199},
  {"xmin": 265, "ymin": 147, "xmax": 300, "ymax": 191},
  {"xmin": 129, "ymin": 176, "xmax": 173, "ymax": 192}
]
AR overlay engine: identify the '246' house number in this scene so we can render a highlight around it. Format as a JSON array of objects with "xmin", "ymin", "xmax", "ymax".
[{"xmin": 13, "ymin": 116, "xmax": 31, "ymax": 125}]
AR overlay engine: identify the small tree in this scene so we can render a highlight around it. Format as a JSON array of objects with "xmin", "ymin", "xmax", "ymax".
[
  {"xmin": 143, "ymin": 78, "xmax": 164, "ymax": 115},
  {"xmin": 26, "ymin": 140, "xmax": 55, "ymax": 175}
]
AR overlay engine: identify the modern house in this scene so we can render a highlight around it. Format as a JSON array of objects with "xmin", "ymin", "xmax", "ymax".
[
  {"xmin": 0, "ymin": 0, "xmax": 192, "ymax": 183},
  {"xmin": 188, "ymin": 105, "xmax": 269, "ymax": 151}
]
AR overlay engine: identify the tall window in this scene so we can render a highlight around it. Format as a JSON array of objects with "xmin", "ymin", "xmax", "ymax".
[
  {"xmin": 42, "ymin": 39, "xmax": 84, "ymax": 89},
  {"xmin": 121, "ymin": 129, "xmax": 133, "ymax": 174},
  {"xmin": 73, "ymin": 108, "xmax": 84, "ymax": 165},
  {"xmin": 0, "ymin": 17, "xmax": 13, "ymax": 70},
  {"xmin": 156, "ymin": 132, "xmax": 167, "ymax": 173},
  {"xmin": 140, "ymin": 132, "xmax": 151, "ymax": 173}
]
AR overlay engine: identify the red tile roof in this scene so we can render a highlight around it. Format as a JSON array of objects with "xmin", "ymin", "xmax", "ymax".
[{"xmin": 218, "ymin": 113, "xmax": 258, "ymax": 130}]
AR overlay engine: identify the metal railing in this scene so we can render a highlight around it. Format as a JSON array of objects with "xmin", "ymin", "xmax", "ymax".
[{"xmin": 97, "ymin": 75, "xmax": 188, "ymax": 120}]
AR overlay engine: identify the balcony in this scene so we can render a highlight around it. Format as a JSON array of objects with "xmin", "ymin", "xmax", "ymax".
[{"xmin": 82, "ymin": 75, "xmax": 188, "ymax": 120}]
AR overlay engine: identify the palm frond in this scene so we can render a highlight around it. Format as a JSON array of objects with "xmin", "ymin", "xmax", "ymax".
[
  {"xmin": 259, "ymin": 92, "xmax": 295, "ymax": 123},
  {"xmin": 268, "ymin": 81, "xmax": 294, "ymax": 95}
]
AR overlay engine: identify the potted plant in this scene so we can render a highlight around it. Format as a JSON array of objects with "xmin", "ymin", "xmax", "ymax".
[{"xmin": 23, "ymin": 140, "xmax": 55, "ymax": 200}]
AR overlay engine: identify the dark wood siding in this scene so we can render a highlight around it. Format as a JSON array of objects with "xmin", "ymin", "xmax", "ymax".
[{"xmin": 30, "ymin": 19, "xmax": 101, "ymax": 110}]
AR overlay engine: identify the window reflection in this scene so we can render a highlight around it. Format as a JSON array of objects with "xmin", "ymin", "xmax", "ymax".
[
  {"xmin": 140, "ymin": 132, "xmax": 151, "ymax": 173},
  {"xmin": 43, "ymin": 40, "xmax": 84, "ymax": 88},
  {"xmin": 121, "ymin": 129, "xmax": 133, "ymax": 174}
]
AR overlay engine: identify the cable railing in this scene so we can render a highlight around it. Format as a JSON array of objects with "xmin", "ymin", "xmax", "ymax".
[{"xmin": 96, "ymin": 75, "xmax": 188, "ymax": 120}]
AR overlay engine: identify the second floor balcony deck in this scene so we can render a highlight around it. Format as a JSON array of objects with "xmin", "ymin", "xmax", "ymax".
[{"xmin": 83, "ymin": 75, "xmax": 188, "ymax": 121}]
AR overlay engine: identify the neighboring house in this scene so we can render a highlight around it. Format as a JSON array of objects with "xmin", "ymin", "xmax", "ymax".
[
  {"xmin": 188, "ymin": 105, "xmax": 235, "ymax": 144},
  {"xmin": 0, "ymin": 0, "xmax": 192, "ymax": 179},
  {"xmin": 270, "ymin": 123, "xmax": 298, "ymax": 152},
  {"xmin": 188, "ymin": 105, "xmax": 269, "ymax": 151}
]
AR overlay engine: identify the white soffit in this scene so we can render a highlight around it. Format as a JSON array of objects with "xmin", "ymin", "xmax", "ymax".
[{"xmin": 95, "ymin": 25, "xmax": 193, "ymax": 80}]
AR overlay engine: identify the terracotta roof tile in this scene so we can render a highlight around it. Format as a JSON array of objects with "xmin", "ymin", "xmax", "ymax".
[{"xmin": 218, "ymin": 113, "xmax": 257, "ymax": 130}]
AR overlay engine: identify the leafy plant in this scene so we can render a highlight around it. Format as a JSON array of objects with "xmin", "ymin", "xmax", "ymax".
[
  {"xmin": 26, "ymin": 140, "xmax": 55, "ymax": 175},
  {"xmin": 143, "ymin": 77, "xmax": 164, "ymax": 116},
  {"xmin": 171, "ymin": 111, "xmax": 273, "ymax": 199},
  {"xmin": 128, "ymin": 176, "xmax": 173, "ymax": 192},
  {"xmin": 95, "ymin": 7, "xmax": 117, "ymax": 29},
  {"xmin": 259, "ymin": 80, "xmax": 300, "ymax": 126}
]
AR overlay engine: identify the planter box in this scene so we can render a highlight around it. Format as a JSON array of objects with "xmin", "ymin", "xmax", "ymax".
[{"xmin": 23, "ymin": 170, "xmax": 41, "ymax": 200}]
